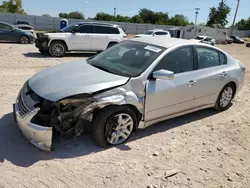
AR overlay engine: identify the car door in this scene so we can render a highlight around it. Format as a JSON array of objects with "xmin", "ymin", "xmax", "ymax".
[
  {"xmin": 68, "ymin": 24, "xmax": 93, "ymax": 51},
  {"xmin": 144, "ymin": 46, "xmax": 197, "ymax": 122},
  {"xmin": 192, "ymin": 46, "xmax": 229, "ymax": 107},
  {"xmin": 91, "ymin": 25, "xmax": 112, "ymax": 51},
  {"xmin": 0, "ymin": 23, "xmax": 16, "ymax": 42}
]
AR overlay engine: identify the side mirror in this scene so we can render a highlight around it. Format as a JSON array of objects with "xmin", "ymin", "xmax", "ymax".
[{"xmin": 152, "ymin": 69, "xmax": 174, "ymax": 80}]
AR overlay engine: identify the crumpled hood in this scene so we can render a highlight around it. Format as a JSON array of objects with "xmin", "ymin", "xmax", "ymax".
[{"xmin": 28, "ymin": 60, "xmax": 129, "ymax": 101}]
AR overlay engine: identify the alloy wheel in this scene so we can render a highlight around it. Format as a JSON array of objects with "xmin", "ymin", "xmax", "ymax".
[
  {"xmin": 20, "ymin": 36, "xmax": 29, "ymax": 44},
  {"xmin": 106, "ymin": 113, "xmax": 134, "ymax": 145},
  {"xmin": 220, "ymin": 86, "xmax": 233, "ymax": 108},
  {"xmin": 51, "ymin": 44, "xmax": 65, "ymax": 57}
]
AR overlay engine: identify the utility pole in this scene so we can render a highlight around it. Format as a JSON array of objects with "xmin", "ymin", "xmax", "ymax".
[
  {"xmin": 114, "ymin": 8, "xmax": 117, "ymax": 17},
  {"xmin": 231, "ymin": 0, "xmax": 240, "ymax": 35},
  {"xmin": 194, "ymin": 8, "xmax": 200, "ymax": 37},
  {"xmin": 195, "ymin": 8, "xmax": 200, "ymax": 25}
]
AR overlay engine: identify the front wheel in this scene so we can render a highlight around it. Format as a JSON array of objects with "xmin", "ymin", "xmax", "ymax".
[
  {"xmin": 20, "ymin": 36, "xmax": 30, "ymax": 44},
  {"xmin": 92, "ymin": 105, "xmax": 137, "ymax": 148},
  {"xmin": 49, "ymin": 41, "xmax": 66, "ymax": 57},
  {"xmin": 214, "ymin": 83, "xmax": 235, "ymax": 111}
]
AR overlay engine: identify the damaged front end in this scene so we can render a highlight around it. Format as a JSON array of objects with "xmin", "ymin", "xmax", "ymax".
[{"xmin": 14, "ymin": 82, "xmax": 144, "ymax": 151}]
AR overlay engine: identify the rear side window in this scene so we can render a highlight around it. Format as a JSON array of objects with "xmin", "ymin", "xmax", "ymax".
[
  {"xmin": 154, "ymin": 32, "xmax": 168, "ymax": 35},
  {"xmin": 196, "ymin": 47, "xmax": 220, "ymax": 69},
  {"xmin": 94, "ymin": 26, "xmax": 120, "ymax": 34},
  {"xmin": 219, "ymin": 52, "xmax": 227, "ymax": 65}
]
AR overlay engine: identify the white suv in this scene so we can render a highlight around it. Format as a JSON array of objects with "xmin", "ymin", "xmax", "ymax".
[
  {"xmin": 135, "ymin": 29, "xmax": 171, "ymax": 38},
  {"xmin": 35, "ymin": 22, "xmax": 127, "ymax": 57}
]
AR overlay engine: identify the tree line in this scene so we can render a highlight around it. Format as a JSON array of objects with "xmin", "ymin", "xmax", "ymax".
[{"xmin": 1, "ymin": 0, "xmax": 250, "ymax": 29}]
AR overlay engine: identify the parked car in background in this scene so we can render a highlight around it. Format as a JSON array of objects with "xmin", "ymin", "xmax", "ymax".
[
  {"xmin": 230, "ymin": 35, "xmax": 245, "ymax": 44},
  {"xmin": 16, "ymin": 24, "xmax": 35, "ymax": 36},
  {"xmin": 191, "ymin": 36, "xmax": 215, "ymax": 46},
  {"xmin": 225, "ymin": 36, "xmax": 233, "ymax": 44},
  {"xmin": 35, "ymin": 22, "xmax": 127, "ymax": 57},
  {"xmin": 14, "ymin": 37, "xmax": 245, "ymax": 151},
  {"xmin": 0, "ymin": 21, "xmax": 35, "ymax": 44},
  {"xmin": 13, "ymin": 20, "xmax": 31, "ymax": 26},
  {"xmin": 135, "ymin": 29, "xmax": 171, "ymax": 38}
]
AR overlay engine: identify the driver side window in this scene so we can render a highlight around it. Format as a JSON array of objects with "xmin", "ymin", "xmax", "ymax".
[
  {"xmin": 155, "ymin": 47, "xmax": 194, "ymax": 74},
  {"xmin": 76, "ymin": 25, "xmax": 93, "ymax": 33},
  {"xmin": 0, "ymin": 23, "xmax": 12, "ymax": 31}
]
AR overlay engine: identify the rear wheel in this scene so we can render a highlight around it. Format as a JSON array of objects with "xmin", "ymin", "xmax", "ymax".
[
  {"xmin": 92, "ymin": 105, "xmax": 137, "ymax": 148},
  {"xmin": 49, "ymin": 41, "xmax": 66, "ymax": 57},
  {"xmin": 107, "ymin": 42, "xmax": 117, "ymax": 49},
  {"xmin": 20, "ymin": 36, "xmax": 29, "ymax": 44},
  {"xmin": 214, "ymin": 83, "xmax": 235, "ymax": 111}
]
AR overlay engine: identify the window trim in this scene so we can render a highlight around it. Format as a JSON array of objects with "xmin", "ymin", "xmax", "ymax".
[
  {"xmin": 151, "ymin": 45, "xmax": 196, "ymax": 75},
  {"xmin": 194, "ymin": 45, "xmax": 227, "ymax": 70}
]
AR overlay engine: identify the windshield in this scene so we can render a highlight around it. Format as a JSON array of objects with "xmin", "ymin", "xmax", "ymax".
[
  {"xmin": 61, "ymin": 23, "xmax": 79, "ymax": 32},
  {"xmin": 89, "ymin": 40, "xmax": 165, "ymax": 77},
  {"xmin": 143, "ymin": 31, "xmax": 154, "ymax": 35}
]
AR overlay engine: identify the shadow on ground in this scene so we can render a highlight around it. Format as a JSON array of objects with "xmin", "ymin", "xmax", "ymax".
[
  {"xmin": 0, "ymin": 109, "xmax": 217, "ymax": 167},
  {"xmin": 23, "ymin": 52, "xmax": 96, "ymax": 58}
]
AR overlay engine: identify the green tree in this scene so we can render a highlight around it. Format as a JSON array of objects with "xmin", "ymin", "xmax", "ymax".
[
  {"xmin": 94, "ymin": 12, "xmax": 114, "ymax": 21},
  {"xmin": 235, "ymin": 17, "xmax": 250, "ymax": 30},
  {"xmin": 167, "ymin": 14, "xmax": 189, "ymax": 26},
  {"xmin": 59, "ymin": 11, "xmax": 85, "ymax": 19},
  {"xmin": 0, "ymin": 0, "xmax": 26, "ymax": 14},
  {"xmin": 206, "ymin": 1, "xmax": 231, "ymax": 27}
]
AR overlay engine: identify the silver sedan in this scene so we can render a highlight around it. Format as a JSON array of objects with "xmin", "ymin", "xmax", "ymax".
[{"xmin": 14, "ymin": 37, "xmax": 246, "ymax": 151}]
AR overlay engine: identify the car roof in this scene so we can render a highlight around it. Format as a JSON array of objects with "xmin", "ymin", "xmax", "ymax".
[
  {"xmin": 130, "ymin": 37, "xmax": 196, "ymax": 48},
  {"xmin": 149, "ymin": 29, "xmax": 168, "ymax": 32},
  {"xmin": 71, "ymin": 22, "xmax": 120, "ymax": 28},
  {"xmin": 0, "ymin": 21, "xmax": 13, "ymax": 27}
]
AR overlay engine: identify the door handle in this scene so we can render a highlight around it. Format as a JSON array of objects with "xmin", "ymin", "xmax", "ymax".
[
  {"xmin": 188, "ymin": 80, "xmax": 196, "ymax": 87},
  {"xmin": 221, "ymin": 71, "xmax": 228, "ymax": 77}
]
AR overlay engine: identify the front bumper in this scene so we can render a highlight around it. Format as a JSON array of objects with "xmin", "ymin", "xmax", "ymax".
[
  {"xmin": 35, "ymin": 38, "xmax": 49, "ymax": 51},
  {"xmin": 14, "ymin": 103, "xmax": 53, "ymax": 151}
]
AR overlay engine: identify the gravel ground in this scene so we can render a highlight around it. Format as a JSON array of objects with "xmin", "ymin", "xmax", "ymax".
[{"xmin": 0, "ymin": 43, "xmax": 249, "ymax": 188}]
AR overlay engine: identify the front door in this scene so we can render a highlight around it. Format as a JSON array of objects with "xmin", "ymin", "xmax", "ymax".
[
  {"xmin": 68, "ymin": 25, "xmax": 93, "ymax": 51},
  {"xmin": 193, "ymin": 46, "xmax": 229, "ymax": 107},
  {"xmin": 0, "ymin": 23, "xmax": 16, "ymax": 42},
  {"xmin": 144, "ymin": 46, "xmax": 196, "ymax": 122}
]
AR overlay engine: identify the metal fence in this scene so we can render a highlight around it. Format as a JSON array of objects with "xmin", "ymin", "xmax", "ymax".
[{"xmin": 0, "ymin": 12, "xmax": 250, "ymax": 37}]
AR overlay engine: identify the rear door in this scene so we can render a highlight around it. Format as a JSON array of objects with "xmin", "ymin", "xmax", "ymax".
[
  {"xmin": 192, "ymin": 46, "xmax": 229, "ymax": 107},
  {"xmin": 92, "ymin": 26, "xmax": 120, "ymax": 51},
  {"xmin": 68, "ymin": 24, "xmax": 93, "ymax": 51}
]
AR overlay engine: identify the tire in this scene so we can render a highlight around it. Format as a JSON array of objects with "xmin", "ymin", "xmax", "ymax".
[
  {"xmin": 214, "ymin": 83, "xmax": 235, "ymax": 111},
  {"xmin": 49, "ymin": 41, "xmax": 66, "ymax": 57},
  {"xmin": 92, "ymin": 105, "xmax": 138, "ymax": 148},
  {"xmin": 39, "ymin": 49, "xmax": 48, "ymax": 55},
  {"xmin": 20, "ymin": 36, "xmax": 30, "ymax": 44},
  {"xmin": 107, "ymin": 42, "xmax": 117, "ymax": 49}
]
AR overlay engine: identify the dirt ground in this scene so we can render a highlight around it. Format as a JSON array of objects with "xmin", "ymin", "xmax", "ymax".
[{"xmin": 0, "ymin": 42, "xmax": 249, "ymax": 188}]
